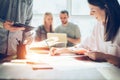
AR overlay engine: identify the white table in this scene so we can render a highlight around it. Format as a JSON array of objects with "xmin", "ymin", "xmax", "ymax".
[{"xmin": 0, "ymin": 53, "xmax": 120, "ymax": 80}]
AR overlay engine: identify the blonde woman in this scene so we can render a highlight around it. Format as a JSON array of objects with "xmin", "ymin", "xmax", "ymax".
[{"xmin": 35, "ymin": 12, "xmax": 53, "ymax": 41}]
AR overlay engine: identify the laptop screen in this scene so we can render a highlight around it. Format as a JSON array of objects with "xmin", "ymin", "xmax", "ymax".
[{"xmin": 47, "ymin": 33, "xmax": 67, "ymax": 47}]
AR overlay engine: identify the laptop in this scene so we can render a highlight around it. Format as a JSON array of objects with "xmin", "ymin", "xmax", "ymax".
[{"xmin": 47, "ymin": 33, "xmax": 67, "ymax": 47}]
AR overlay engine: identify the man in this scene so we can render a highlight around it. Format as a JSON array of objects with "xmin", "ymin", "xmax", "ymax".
[
  {"xmin": 0, "ymin": 0, "xmax": 33, "ymax": 60},
  {"xmin": 55, "ymin": 10, "xmax": 81, "ymax": 47}
]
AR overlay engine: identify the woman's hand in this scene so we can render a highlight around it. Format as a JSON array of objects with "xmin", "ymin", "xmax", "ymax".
[
  {"xmin": 85, "ymin": 51, "xmax": 120, "ymax": 68},
  {"xmin": 49, "ymin": 47, "xmax": 58, "ymax": 56},
  {"xmin": 84, "ymin": 51, "xmax": 106, "ymax": 61},
  {"xmin": 49, "ymin": 47, "xmax": 65, "ymax": 56},
  {"xmin": 106, "ymin": 54, "xmax": 120, "ymax": 68},
  {"xmin": 49, "ymin": 47, "xmax": 75, "ymax": 56}
]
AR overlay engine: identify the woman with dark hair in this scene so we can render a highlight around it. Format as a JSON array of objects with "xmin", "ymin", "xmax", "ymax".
[
  {"xmin": 49, "ymin": 0, "xmax": 120, "ymax": 67},
  {"xmin": 88, "ymin": 0, "xmax": 120, "ymax": 42}
]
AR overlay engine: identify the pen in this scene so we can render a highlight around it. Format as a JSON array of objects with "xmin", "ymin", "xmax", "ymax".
[{"xmin": 16, "ymin": 38, "xmax": 21, "ymax": 45}]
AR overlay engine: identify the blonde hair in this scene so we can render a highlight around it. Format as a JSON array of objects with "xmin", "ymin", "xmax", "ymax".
[{"xmin": 43, "ymin": 12, "xmax": 53, "ymax": 32}]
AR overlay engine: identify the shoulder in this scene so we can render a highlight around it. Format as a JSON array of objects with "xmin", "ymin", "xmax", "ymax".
[
  {"xmin": 68, "ymin": 22, "xmax": 78, "ymax": 27},
  {"xmin": 36, "ymin": 25, "xmax": 44, "ymax": 30},
  {"xmin": 57, "ymin": 24, "xmax": 62, "ymax": 27},
  {"xmin": 68, "ymin": 22, "xmax": 79, "ymax": 30},
  {"xmin": 55, "ymin": 25, "xmax": 62, "ymax": 29},
  {"xmin": 39, "ymin": 25, "xmax": 44, "ymax": 28}
]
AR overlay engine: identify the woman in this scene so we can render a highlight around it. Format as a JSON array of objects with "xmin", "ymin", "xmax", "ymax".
[
  {"xmin": 35, "ymin": 12, "xmax": 53, "ymax": 42},
  {"xmin": 49, "ymin": 0, "xmax": 120, "ymax": 67}
]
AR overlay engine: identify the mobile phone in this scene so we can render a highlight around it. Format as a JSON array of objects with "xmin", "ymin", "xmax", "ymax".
[
  {"xmin": 13, "ymin": 22, "xmax": 35, "ymax": 32},
  {"xmin": 13, "ymin": 22, "xmax": 28, "ymax": 27}
]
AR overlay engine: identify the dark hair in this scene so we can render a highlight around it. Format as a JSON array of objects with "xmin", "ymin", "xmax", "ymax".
[
  {"xmin": 88, "ymin": 0, "xmax": 120, "ymax": 42},
  {"xmin": 60, "ymin": 10, "xmax": 69, "ymax": 16}
]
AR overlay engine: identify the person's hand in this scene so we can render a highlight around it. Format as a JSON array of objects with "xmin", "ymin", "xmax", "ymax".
[
  {"xmin": 49, "ymin": 47, "xmax": 59, "ymax": 56},
  {"xmin": 3, "ymin": 21, "xmax": 25, "ymax": 32},
  {"xmin": 23, "ymin": 32, "xmax": 34, "ymax": 45},
  {"xmin": 84, "ymin": 51, "xmax": 106, "ymax": 61},
  {"xmin": 75, "ymin": 48, "xmax": 89, "ymax": 55},
  {"xmin": 24, "ymin": 37, "xmax": 33, "ymax": 45},
  {"xmin": 106, "ymin": 54, "xmax": 120, "ymax": 68},
  {"xmin": 49, "ymin": 47, "xmax": 69, "ymax": 56},
  {"xmin": 0, "ymin": 55, "xmax": 16, "ymax": 63}
]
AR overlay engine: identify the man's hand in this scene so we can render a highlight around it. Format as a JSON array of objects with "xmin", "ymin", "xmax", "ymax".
[{"xmin": 3, "ymin": 21, "xmax": 25, "ymax": 32}]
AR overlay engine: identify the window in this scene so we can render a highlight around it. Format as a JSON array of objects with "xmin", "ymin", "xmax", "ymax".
[
  {"xmin": 33, "ymin": 0, "xmax": 90, "ymax": 15},
  {"xmin": 71, "ymin": 0, "xmax": 90, "ymax": 15},
  {"xmin": 33, "ymin": 0, "xmax": 67, "ymax": 14},
  {"xmin": 32, "ymin": 0, "xmax": 95, "ymax": 40}
]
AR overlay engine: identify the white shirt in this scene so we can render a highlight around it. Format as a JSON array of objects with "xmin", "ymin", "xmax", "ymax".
[{"xmin": 75, "ymin": 22, "xmax": 120, "ymax": 57}]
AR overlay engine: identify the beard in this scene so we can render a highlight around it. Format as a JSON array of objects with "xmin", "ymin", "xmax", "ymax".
[{"xmin": 62, "ymin": 21, "xmax": 68, "ymax": 25}]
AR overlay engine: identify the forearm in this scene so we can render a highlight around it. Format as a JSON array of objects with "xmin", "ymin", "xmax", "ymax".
[
  {"xmin": 105, "ymin": 54, "xmax": 120, "ymax": 67},
  {"xmin": 103, "ymin": 53, "xmax": 120, "ymax": 61},
  {"xmin": 56, "ymin": 47, "xmax": 75, "ymax": 54},
  {"xmin": 67, "ymin": 37, "xmax": 80, "ymax": 45}
]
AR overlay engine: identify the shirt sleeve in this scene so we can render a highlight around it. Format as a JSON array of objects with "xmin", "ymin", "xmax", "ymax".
[
  {"xmin": 109, "ymin": 28, "xmax": 120, "ymax": 57},
  {"xmin": 74, "ymin": 25, "xmax": 81, "ymax": 38},
  {"xmin": 117, "ymin": 45, "xmax": 120, "ymax": 57},
  {"xmin": 24, "ymin": 0, "xmax": 33, "ymax": 44},
  {"xmin": 25, "ymin": 0, "xmax": 33, "ymax": 25},
  {"xmin": 75, "ymin": 25, "xmax": 97, "ymax": 50}
]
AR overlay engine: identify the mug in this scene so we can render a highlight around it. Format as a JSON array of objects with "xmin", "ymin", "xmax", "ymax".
[{"xmin": 17, "ymin": 43, "xmax": 26, "ymax": 59}]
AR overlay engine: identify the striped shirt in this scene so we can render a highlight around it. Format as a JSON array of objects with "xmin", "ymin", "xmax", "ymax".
[{"xmin": 0, "ymin": 0, "xmax": 33, "ymax": 55}]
